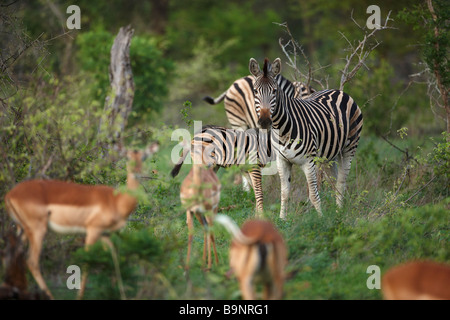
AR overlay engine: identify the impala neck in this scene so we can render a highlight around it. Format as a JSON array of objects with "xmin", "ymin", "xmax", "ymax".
[
  {"xmin": 116, "ymin": 161, "xmax": 142, "ymax": 217},
  {"xmin": 127, "ymin": 172, "xmax": 141, "ymax": 190},
  {"xmin": 126, "ymin": 155, "xmax": 143, "ymax": 191}
]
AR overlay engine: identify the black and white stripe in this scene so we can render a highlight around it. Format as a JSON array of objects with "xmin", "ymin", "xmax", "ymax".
[
  {"xmin": 249, "ymin": 58, "xmax": 363, "ymax": 218},
  {"xmin": 203, "ymin": 75, "xmax": 315, "ymax": 191},
  {"xmin": 171, "ymin": 125, "xmax": 272, "ymax": 212},
  {"xmin": 203, "ymin": 75, "xmax": 315, "ymax": 131}
]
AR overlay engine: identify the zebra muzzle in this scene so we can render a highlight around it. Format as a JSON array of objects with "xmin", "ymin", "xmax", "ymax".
[{"xmin": 258, "ymin": 111, "xmax": 272, "ymax": 129}]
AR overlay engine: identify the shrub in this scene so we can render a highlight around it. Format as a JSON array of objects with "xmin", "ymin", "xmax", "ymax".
[{"xmin": 76, "ymin": 30, "xmax": 173, "ymax": 124}]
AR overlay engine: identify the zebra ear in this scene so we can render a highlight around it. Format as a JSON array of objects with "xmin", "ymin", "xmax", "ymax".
[
  {"xmin": 272, "ymin": 58, "xmax": 282, "ymax": 76},
  {"xmin": 249, "ymin": 58, "xmax": 261, "ymax": 77}
]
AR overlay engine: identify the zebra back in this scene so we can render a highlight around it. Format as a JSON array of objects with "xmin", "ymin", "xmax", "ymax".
[{"xmin": 191, "ymin": 125, "xmax": 272, "ymax": 169}]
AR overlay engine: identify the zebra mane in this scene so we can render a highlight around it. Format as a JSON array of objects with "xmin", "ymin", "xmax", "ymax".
[{"xmin": 263, "ymin": 58, "xmax": 270, "ymax": 77}]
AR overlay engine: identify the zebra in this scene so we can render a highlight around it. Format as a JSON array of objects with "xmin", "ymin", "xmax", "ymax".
[
  {"xmin": 171, "ymin": 125, "xmax": 272, "ymax": 213},
  {"xmin": 203, "ymin": 75, "xmax": 315, "ymax": 191},
  {"xmin": 249, "ymin": 58, "xmax": 363, "ymax": 219},
  {"xmin": 203, "ymin": 75, "xmax": 315, "ymax": 131}
]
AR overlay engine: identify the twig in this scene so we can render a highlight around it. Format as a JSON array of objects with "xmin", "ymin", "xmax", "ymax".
[
  {"xmin": 339, "ymin": 10, "xmax": 395, "ymax": 90},
  {"xmin": 403, "ymin": 176, "xmax": 436, "ymax": 204},
  {"xmin": 379, "ymin": 133, "xmax": 419, "ymax": 165},
  {"xmin": 0, "ymin": 0, "xmax": 19, "ymax": 7},
  {"xmin": 275, "ymin": 22, "xmax": 320, "ymax": 92}
]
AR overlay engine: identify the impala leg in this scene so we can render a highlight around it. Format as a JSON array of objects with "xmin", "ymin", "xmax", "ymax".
[
  {"xmin": 239, "ymin": 269, "xmax": 257, "ymax": 300},
  {"xmin": 195, "ymin": 214, "xmax": 210, "ymax": 270},
  {"xmin": 186, "ymin": 210, "xmax": 194, "ymax": 270},
  {"xmin": 210, "ymin": 233, "xmax": 218, "ymax": 265},
  {"xmin": 100, "ymin": 236, "xmax": 126, "ymax": 300},
  {"xmin": 77, "ymin": 227, "xmax": 103, "ymax": 300},
  {"xmin": 263, "ymin": 281, "xmax": 272, "ymax": 300},
  {"xmin": 205, "ymin": 216, "xmax": 219, "ymax": 266},
  {"xmin": 277, "ymin": 157, "xmax": 293, "ymax": 219},
  {"xmin": 206, "ymin": 230, "xmax": 212, "ymax": 270},
  {"xmin": 26, "ymin": 226, "xmax": 53, "ymax": 299},
  {"xmin": 269, "ymin": 258, "xmax": 284, "ymax": 300}
]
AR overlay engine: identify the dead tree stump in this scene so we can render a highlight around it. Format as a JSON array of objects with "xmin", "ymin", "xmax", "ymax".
[{"xmin": 99, "ymin": 25, "xmax": 135, "ymax": 147}]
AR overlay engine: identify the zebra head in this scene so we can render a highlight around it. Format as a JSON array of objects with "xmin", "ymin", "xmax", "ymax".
[{"xmin": 249, "ymin": 58, "xmax": 281, "ymax": 130}]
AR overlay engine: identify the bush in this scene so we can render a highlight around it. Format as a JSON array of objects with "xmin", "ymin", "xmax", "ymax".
[
  {"xmin": 76, "ymin": 30, "xmax": 173, "ymax": 124},
  {"xmin": 0, "ymin": 73, "xmax": 116, "ymax": 191},
  {"xmin": 71, "ymin": 228, "xmax": 163, "ymax": 300}
]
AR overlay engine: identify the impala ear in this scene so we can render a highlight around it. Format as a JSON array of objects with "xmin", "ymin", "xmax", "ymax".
[
  {"xmin": 145, "ymin": 141, "xmax": 160, "ymax": 158},
  {"xmin": 272, "ymin": 58, "xmax": 281, "ymax": 76},
  {"xmin": 249, "ymin": 58, "xmax": 261, "ymax": 77}
]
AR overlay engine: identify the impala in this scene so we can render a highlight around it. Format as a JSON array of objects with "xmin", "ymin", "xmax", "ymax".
[
  {"xmin": 215, "ymin": 214, "xmax": 287, "ymax": 300},
  {"xmin": 3, "ymin": 142, "xmax": 159, "ymax": 299},
  {"xmin": 382, "ymin": 260, "xmax": 450, "ymax": 300},
  {"xmin": 180, "ymin": 163, "xmax": 221, "ymax": 271}
]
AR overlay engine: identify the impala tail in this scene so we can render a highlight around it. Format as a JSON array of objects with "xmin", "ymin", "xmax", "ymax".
[
  {"xmin": 214, "ymin": 214, "xmax": 254, "ymax": 245},
  {"xmin": 171, "ymin": 142, "xmax": 190, "ymax": 177}
]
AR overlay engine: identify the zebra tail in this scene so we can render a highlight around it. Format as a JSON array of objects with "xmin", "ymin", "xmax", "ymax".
[{"xmin": 203, "ymin": 90, "xmax": 227, "ymax": 105}]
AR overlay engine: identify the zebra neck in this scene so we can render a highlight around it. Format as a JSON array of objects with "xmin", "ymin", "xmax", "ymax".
[
  {"xmin": 271, "ymin": 93, "xmax": 308, "ymax": 148},
  {"xmin": 272, "ymin": 92, "xmax": 293, "ymax": 132},
  {"xmin": 275, "ymin": 74, "xmax": 295, "ymax": 97}
]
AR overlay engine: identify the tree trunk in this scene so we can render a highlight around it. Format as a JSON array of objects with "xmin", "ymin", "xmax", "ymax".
[
  {"xmin": 99, "ymin": 25, "xmax": 135, "ymax": 146},
  {"xmin": 427, "ymin": 0, "xmax": 449, "ymax": 137}
]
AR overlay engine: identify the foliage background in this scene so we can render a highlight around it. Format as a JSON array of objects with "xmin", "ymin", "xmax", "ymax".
[{"xmin": 0, "ymin": 0, "xmax": 448, "ymax": 300}]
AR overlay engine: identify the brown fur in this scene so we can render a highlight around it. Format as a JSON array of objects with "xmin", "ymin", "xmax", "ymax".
[
  {"xmin": 382, "ymin": 261, "xmax": 450, "ymax": 300},
  {"xmin": 180, "ymin": 164, "xmax": 221, "ymax": 270},
  {"xmin": 223, "ymin": 218, "xmax": 287, "ymax": 300},
  {"xmin": 3, "ymin": 143, "xmax": 158, "ymax": 299}
]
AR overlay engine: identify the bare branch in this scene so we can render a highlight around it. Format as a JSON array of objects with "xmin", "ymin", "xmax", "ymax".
[
  {"xmin": 339, "ymin": 10, "xmax": 395, "ymax": 90},
  {"xmin": 275, "ymin": 21, "xmax": 326, "ymax": 92},
  {"xmin": 0, "ymin": 0, "xmax": 19, "ymax": 7}
]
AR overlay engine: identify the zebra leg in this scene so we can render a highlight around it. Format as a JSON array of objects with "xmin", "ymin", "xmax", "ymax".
[
  {"xmin": 277, "ymin": 156, "xmax": 292, "ymax": 220},
  {"xmin": 335, "ymin": 152, "xmax": 354, "ymax": 208},
  {"xmin": 247, "ymin": 167, "xmax": 263, "ymax": 214},
  {"xmin": 302, "ymin": 160, "xmax": 322, "ymax": 216}
]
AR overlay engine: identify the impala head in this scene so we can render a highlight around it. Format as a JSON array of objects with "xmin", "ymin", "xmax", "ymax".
[
  {"xmin": 249, "ymin": 57, "xmax": 282, "ymax": 129},
  {"xmin": 127, "ymin": 142, "xmax": 159, "ymax": 172},
  {"xmin": 115, "ymin": 142, "xmax": 159, "ymax": 175}
]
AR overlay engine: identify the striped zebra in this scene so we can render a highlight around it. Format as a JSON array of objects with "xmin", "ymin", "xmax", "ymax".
[
  {"xmin": 249, "ymin": 58, "xmax": 363, "ymax": 219},
  {"xmin": 204, "ymin": 75, "xmax": 315, "ymax": 191},
  {"xmin": 171, "ymin": 125, "xmax": 272, "ymax": 213},
  {"xmin": 203, "ymin": 75, "xmax": 315, "ymax": 131}
]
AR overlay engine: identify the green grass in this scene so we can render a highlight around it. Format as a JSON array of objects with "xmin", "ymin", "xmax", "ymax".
[{"xmin": 15, "ymin": 131, "xmax": 450, "ymax": 300}]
